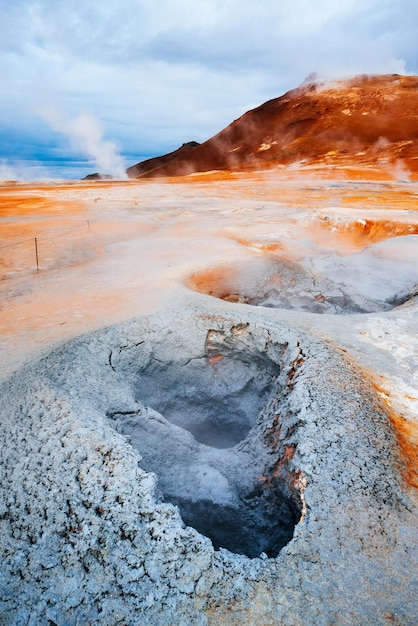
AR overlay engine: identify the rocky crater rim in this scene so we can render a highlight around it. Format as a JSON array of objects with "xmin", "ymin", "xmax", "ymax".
[
  {"xmin": 1, "ymin": 310, "xmax": 413, "ymax": 626},
  {"xmin": 186, "ymin": 256, "xmax": 415, "ymax": 314}
]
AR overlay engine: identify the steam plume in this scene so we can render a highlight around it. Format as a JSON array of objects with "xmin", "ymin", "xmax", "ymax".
[{"xmin": 40, "ymin": 108, "xmax": 127, "ymax": 179}]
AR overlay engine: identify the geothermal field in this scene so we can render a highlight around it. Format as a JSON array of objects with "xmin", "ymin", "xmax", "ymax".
[
  {"xmin": 1, "ymin": 75, "xmax": 418, "ymax": 625},
  {"xmin": 1, "ymin": 168, "xmax": 417, "ymax": 625}
]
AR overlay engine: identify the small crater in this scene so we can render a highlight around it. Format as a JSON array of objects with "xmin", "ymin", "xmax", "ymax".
[
  {"xmin": 186, "ymin": 256, "xmax": 407, "ymax": 314},
  {"xmin": 106, "ymin": 325, "xmax": 303, "ymax": 558}
]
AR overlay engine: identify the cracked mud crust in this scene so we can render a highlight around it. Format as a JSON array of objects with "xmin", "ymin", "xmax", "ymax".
[{"xmin": 0, "ymin": 308, "xmax": 417, "ymax": 625}]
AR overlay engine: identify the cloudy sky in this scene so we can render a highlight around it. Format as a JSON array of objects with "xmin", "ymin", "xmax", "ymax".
[{"xmin": 1, "ymin": 0, "xmax": 418, "ymax": 178}]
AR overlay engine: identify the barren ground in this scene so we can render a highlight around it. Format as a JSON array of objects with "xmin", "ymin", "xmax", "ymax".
[{"xmin": 0, "ymin": 167, "xmax": 418, "ymax": 626}]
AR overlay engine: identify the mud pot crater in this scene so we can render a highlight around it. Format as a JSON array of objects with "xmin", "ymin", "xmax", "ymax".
[
  {"xmin": 187, "ymin": 256, "xmax": 414, "ymax": 314},
  {"xmin": 107, "ymin": 322, "xmax": 303, "ymax": 558},
  {"xmin": 1, "ymin": 309, "xmax": 416, "ymax": 625}
]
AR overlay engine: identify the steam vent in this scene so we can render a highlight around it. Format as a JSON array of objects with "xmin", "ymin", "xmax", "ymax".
[{"xmin": 1, "ymin": 309, "xmax": 417, "ymax": 624}]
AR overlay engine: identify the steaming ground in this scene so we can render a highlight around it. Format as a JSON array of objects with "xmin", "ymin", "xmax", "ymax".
[{"xmin": 0, "ymin": 168, "xmax": 417, "ymax": 623}]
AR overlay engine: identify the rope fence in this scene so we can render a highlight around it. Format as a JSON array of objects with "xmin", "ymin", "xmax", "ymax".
[{"xmin": 0, "ymin": 220, "xmax": 93, "ymax": 273}]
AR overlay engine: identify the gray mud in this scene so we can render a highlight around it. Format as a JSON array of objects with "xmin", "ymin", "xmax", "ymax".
[{"xmin": 0, "ymin": 309, "xmax": 417, "ymax": 625}]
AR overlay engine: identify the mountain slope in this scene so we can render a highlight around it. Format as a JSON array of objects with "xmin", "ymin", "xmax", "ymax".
[
  {"xmin": 127, "ymin": 74, "xmax": 418, "ymax": 178},
  {"xmin": 126, "ymin": 141, "xmax": 200, "ymax": 178}
]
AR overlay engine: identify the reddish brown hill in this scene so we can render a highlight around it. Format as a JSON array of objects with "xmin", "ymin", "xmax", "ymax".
[
  {"xmin": 126, "ymin": 141, "xmax": 200, "ymax": 178},
  {"xmin": 127, "ymin": 74, "xmax": 418, "ymax": 178}
]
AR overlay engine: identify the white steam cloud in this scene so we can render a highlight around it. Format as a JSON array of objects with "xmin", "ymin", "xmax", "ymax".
[
  {"xmin": 40, "ymin": 108, "xmax": 127, "ymax": 179},
  {"xmin": 0, "ymin": 159, "xmax": 53, "ymax": 182}
]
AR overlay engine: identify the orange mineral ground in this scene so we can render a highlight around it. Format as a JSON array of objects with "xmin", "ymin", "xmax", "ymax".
[{"xmin": 1, "ymin": 165, "xmax": 417, "ymax": 489}]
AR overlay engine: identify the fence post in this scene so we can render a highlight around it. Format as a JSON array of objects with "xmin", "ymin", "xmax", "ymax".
[{"xmin": 34, "ymin": 237, "xmax": 39, "ymax": 271}]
